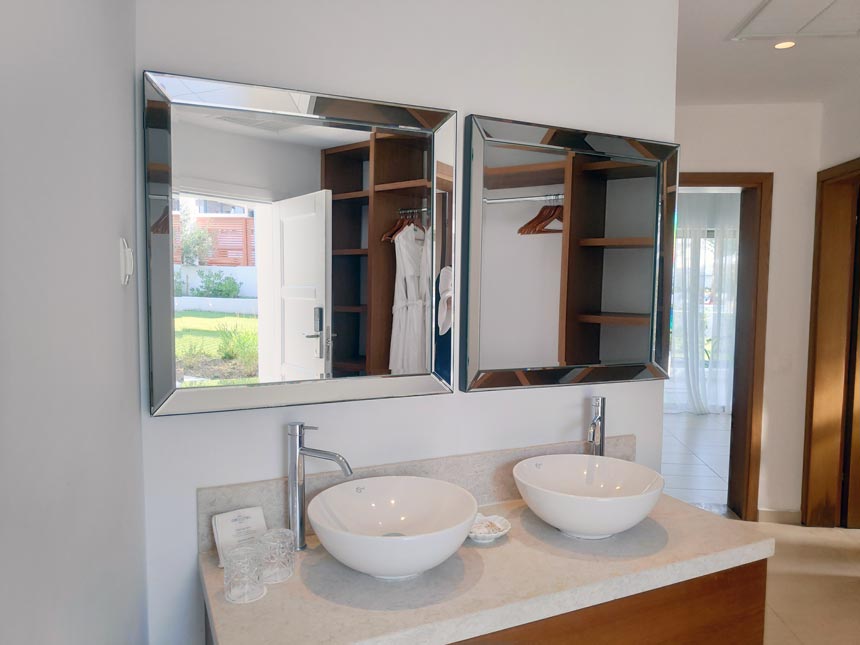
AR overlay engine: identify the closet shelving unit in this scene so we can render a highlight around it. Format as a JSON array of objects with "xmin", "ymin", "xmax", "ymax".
[
  {"xmin": 484, "ymin": 147, "xmax": 669, "ymax": 367},
  {"xmin": 483, "ymin": 160, "xmax": 566, "ymax": 190},
  {"xmin": 321, "ymin": 132, "xmax": 431, "ymax": 377},
  {"xmin": 558, "ymin": 152, "xmax": 661, "ymax": 365}
]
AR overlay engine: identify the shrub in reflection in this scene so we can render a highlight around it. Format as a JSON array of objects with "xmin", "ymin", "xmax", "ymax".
[
  {"xmin": 217, "ymin": 321, "xmax": 258, "ymax": 374},
  {"xmin": 190, "ymin": 269, "xmax": 242, "ymax": 299},
  {"xmin": 174, "ymin": 268, "xmax": 187, "ymax": 296}
]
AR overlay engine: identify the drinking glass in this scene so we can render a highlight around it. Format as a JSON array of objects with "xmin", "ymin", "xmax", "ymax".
[
  {"xmin": 224, "ymin": 545, "xmax": 266, "ymax": 604},
  {"xmin": 259, "ymin": 528, "xmax": 295, "ymax": 584}
]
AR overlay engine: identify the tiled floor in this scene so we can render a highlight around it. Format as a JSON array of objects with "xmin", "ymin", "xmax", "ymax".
[
  {"xmin": 761, "ymin": 522, "xmax": 860, "ymax": 644},
  {"xmin": 662, "ymin": 417, "xmax": 860, "ymax": 643},
  {"xmin": 662, "ymin": 412, "xmax": 730, "ymax": 505}
]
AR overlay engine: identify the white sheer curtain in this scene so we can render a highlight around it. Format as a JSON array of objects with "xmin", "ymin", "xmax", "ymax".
[{"xmin": 665, "ymin": 191, "xmax": 740, "ymax": 415}]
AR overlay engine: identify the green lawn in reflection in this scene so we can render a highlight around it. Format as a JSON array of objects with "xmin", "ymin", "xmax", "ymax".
[{"xmin": 175, "ymin": 310, "xmax": 259, "ymax": 385}]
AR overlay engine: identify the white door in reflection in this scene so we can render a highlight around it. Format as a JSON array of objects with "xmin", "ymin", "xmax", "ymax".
[{"xmin": 258, "ymin": 190, "xmax": 332, "ymax": 382}]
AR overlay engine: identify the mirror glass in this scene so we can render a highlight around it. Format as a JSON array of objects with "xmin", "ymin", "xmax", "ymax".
[
  {"xmin": 144, "ymin": 72, "xmax": 455, "ymax": 414},
  {"xmin": 461, "ymin": 116, "xmax": 678, "ymax": 391}
]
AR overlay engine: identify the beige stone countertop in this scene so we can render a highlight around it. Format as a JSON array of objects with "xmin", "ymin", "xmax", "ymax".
[{"xmin": 200, "ymin": 495, "xmax": 775, "ymax": 645}]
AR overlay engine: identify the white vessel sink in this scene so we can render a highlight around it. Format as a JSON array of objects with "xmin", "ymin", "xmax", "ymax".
[
  {"xmin": 307, "ymin": 475, "xmax": 477, "ymax": 579},
  {"xmin": 514, "ymin": 454, "xmax": 663, "ymax": 539}
]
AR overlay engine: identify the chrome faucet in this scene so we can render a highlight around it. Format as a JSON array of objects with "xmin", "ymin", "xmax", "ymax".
[
  {"xmin": 287, "ymin": 422, "xmax": 353, "ymax": 550},
  {"xmin": 587, "ymin": 396, "xmax": 606, "ymax": 456}
]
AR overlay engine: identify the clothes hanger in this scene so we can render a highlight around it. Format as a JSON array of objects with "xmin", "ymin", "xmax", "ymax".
[
  {"xmin": 518, "ymin": 202, "xmax": 563, "ymax": 235},
  {"xmin": 407, "ymin": 212, "xmax": 427, "ymax": 242},
  {"xmin": 414, "ymin": 211, "xmax": 426, "ymax": 232},
  {"xmin": 381, "ymin": 212, "xmax": 420, "ymax": 242},
  {"xmin": 518, "ymin": 205, "xmax": 550, "ymax": 235},
  {"xmin": 381, "ymin": 216, "xmax": 406, "ymax": 242},
  {"xmin": 532, "ymin": 205, "xmax": 559, "ymax": 233},
  {"xmin": 532, "ymin": 204, "xmax": 564, "ymax": 234},
  {"xmin": 382, "ymin": 212, "xmax": 409, "ymax": 242}
]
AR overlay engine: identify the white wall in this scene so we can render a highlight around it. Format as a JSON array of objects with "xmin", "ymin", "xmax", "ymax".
[
  {"xmin": 172, "ymin": 118, "xmax": 320, "ymax": 202},
  {"xmin": 0, "ymin": 1, "xmax": 147, "ymax": 644},
  {"xmin": 175, "ymin": 265, "xmax": 258, "ymax": 298},
  {"xmin": 478, "ymin": 185, "xmax": 564, "ymax": 369},
  {"xmin": 820, "ymin": 79, "xmax": 860, "ymax": 169},
  {"xmin": 136, "ymin": 1, "xmax": 679, "ymax": 643},
  {"xmin": 600, "ymin": 178, "xmax": 660, "ymax": 362},
  {"xmin": 675, "ymin": 103, "xmax": 823, "ymax": 514}
]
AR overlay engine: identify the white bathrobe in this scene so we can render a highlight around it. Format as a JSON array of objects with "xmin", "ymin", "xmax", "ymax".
[{"xmin": 389, "ymin": 224, "xmax": 431, "ymax": 375}]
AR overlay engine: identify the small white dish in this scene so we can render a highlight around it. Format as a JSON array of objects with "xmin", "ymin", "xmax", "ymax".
[{"xmin": 469, "ymin": 513, "xmax": 511, "ymax": 543}]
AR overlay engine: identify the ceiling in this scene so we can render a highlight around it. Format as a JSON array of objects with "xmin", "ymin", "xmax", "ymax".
[
  {"xmin": 173, "ymin": 104, "xmax": 370, "ymax": 149},
  {"xmin": 677, "ymin": 0, "xmax": 860, "ymax": 104}
]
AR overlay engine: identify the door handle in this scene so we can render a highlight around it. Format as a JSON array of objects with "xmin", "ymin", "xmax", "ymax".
[{"xmin": 305, "ymin": 306, "xmax": 326, "ymax": 358}]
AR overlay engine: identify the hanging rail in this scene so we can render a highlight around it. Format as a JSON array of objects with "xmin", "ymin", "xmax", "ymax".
[
  {"xmin": 482, "ymin": 193, "xmax": 564, "ymax": 205},
  {"xmin": 397, "ymin": 206, "xmax": 430, "ymax": 215}
]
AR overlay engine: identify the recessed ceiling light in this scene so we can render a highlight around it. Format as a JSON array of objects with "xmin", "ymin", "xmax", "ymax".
[{"xmin": 774, "ymin": 41, "xmax": 796, "ymax": 50}]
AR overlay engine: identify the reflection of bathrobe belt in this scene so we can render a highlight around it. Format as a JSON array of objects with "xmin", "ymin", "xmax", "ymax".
[{"xmin": 392, "ymin": 299, "xmax": 425, "ymax": 313}]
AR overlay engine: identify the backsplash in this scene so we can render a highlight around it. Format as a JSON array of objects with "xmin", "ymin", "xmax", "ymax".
[{"xmin": 196, "ymin": 435, "xmax": 635, "ymax": 552}]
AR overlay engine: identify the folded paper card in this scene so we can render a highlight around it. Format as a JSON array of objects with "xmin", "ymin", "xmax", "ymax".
[{"xmin": 212, "ymin": 507, "xmax": 268, "ymax": 567}]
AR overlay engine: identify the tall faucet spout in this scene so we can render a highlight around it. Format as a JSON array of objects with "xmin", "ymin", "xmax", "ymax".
[
  {"xmin": 287, "ymin": 422, "xmax": 352, "ymax": 550},
  {"xmin": 589, "ymin": 396, "xmax": 606, "ymax": 457},
  {"xmin": 301, "ymin": 447, "xmax": 353, "ymax": 476}
]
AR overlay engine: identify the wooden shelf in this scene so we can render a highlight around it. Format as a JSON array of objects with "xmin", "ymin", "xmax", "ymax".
[
  {"xmin": 581, "ymin": 161, "xmax": 655, "ymax": 180},
  {"xmin": 484, "ymin": 161, "xmax": 567, "ymax": 190},
  {"xmin": 579, "ymin": 237, "xmax": 654, "ymax": 248},
  {"xmin": 578, "ymin": 312, "xmax": 651, "ymax": 326},
  {"xmin": 332, "ymin": 248, "xmax": 368, "ymax": 256},
  {"xmin": 374, "ymin": 179, "xmax": 431, "ymax": 195},
  {"xmin": 333, "ymin": 356, "xmax": 366, "ymax": 372},
  {"xmin": 334, "ymin": 305, "xmax": 367, "ymax": 314},
  {"xmin": 323, "ymin": 140, "xmax": 370, "ymax": 159},
  {"xmin": 436, "ymin": 160, "xmax": 454, "ymax": 193},
  {"xmin": 333, "ymin": 190, "xmax": 369, "ymax": 201},
  {"xmin": 375, "ymin": 132, "xmax": 431, "ymax": 148}
]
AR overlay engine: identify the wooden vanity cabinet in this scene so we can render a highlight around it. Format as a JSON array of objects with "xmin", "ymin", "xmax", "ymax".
[{"xmin": 457, "ymin": 560, "xmax": 767, "ymax": 645}]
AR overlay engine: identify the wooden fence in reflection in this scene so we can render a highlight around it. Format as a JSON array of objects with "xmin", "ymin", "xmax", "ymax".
[{"xmin": 172, "ymin": 215, "xmax": 255, "ymax": 267}]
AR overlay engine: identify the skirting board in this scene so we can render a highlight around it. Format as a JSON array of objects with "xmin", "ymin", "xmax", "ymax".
[{"xmin": 757, "ymin": 509, "xmax": 802, "ymax": 525}]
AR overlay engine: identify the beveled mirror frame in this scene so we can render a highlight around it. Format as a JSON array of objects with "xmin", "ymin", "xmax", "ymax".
[
  {"xmin": 460, "ymin": 115, "xmax": 678, "ymax": 392},
  {"xmin": 143, "ymin": 72, "xmax": 456, "ymax": 415}
]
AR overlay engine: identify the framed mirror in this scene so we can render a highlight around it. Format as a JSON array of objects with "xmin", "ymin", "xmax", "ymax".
[
  {"xmin": 460, "ymin": 115, "xmax": 678, "ymax": 391},
  {"xmin": 144, "ymin": 72, "xmax": 455, "ymax": 415}
]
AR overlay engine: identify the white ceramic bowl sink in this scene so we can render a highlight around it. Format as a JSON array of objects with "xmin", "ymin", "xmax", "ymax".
[
  {"xmin": 307, "ymin": 476, "xmax": 477, "ymax": 579},
  {"xmin": 514, "ymin": 454, "xmax": 663, "ymax": 539}
]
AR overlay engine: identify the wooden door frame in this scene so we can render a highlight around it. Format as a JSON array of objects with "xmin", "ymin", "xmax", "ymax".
[
  {"xmin": 802, "ymin": 157, "xmax": 860, "ymax": 527},
  {"xmin": 678, "ymin": 173, "xmax": 774, "ymax": 521}
]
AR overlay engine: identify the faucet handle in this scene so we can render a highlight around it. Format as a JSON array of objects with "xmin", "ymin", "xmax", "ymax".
[{"xmin": 287, "ymin": 422, "xmax": 318, "ymax": 436}]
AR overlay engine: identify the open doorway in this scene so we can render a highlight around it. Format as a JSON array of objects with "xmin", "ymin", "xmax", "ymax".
[
  {"xmin": 663, "ymin": 187, "xmax": 741, "ymax": 509},
  {"xmin": 172, "ymin": 192, "xmax": 264, "ymax": 387},
  {"xmin": 663, "ymin": 173, "xmax": 773, "ymax": 521}
]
